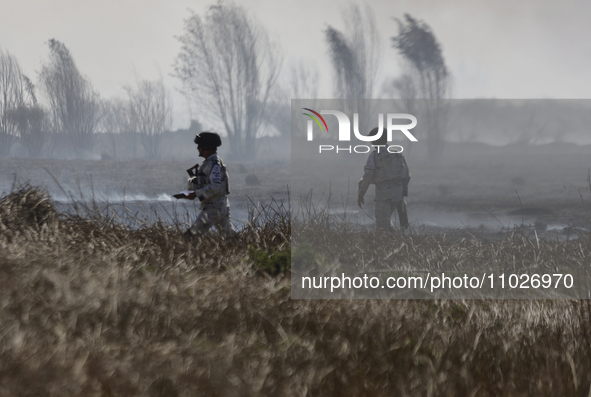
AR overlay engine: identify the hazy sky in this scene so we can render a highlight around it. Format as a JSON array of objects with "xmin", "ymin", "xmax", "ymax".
[{"xmin": 1, "ymin": 0, "xmax": 590, "ymax": 129}]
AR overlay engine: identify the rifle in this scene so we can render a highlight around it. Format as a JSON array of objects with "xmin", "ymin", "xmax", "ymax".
[
  {"xmin": 173, "ymin": 163, "xmax": 204, "ymax": 201},
  {"xmin": 186, "ymin": 163, "xmax": 200, "ymax": 177}
]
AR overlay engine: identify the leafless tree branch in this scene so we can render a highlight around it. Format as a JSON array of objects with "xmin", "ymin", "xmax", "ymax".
[
  {"xmin": 174, "ymin": 3, "xmax": 283, "ymax": 159},
  {"xmin": 39, "ymin": 39, "xmax": 100, "ymax": 158}
]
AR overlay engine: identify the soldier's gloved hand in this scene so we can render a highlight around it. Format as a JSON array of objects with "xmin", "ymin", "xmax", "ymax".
[
  {"xmin": 358, "ymin": 195, "xmax": 364, "ymax": 209},
  {"xmin": 188, "ymin": 176, "xmax": 198, "ymax": 189}
]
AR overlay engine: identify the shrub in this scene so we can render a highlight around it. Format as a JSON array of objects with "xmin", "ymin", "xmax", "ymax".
[{"xmin": 248, "ymin": 246, "xmax": 290, "ymax": 276}]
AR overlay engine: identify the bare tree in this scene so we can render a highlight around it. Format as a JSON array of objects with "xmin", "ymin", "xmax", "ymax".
[
  {"xmin": 99, "ymin": 98, "xmax": 132, "ymax": 159},
  {"xmin": 324, "ymin": 3, "xmax": 382, "ymax": 100},
  {"xmin": 290, "ymin": 60, "xmax": 319, "ymax": 100},
  {"xmin": 263, "ymin": 92, "xmax": 291, "ymax": 136},
  {"xmin": 7, "ymin": 104, "xmax": 47, "ymax": 158},
  {"xmin": 0, "ymin": 50, "xmax": 31, "ymax": 157},
  {"xmin": 174, "ymin": 2, "xmax": 282, "ymax": 159},
  {"xmin": 392, "ymin": 15, "xmax": 450, "ymax": 101},
  {"xmin": 323, "ymin": 4, "xmax": 382, "ymax": 136},
  {"xmin": 391, "ymin": 14, "xmax": 452, "ymax": 159},
  {"xmin": 39, "ymin": 39, "xmax": 100, "ymax": 158},
  {"xmin": 5, "ymin": 69, "xmax": 49, "ymax": 158},
  {"xmin": 287, "ymin": 60, "xmax": 322, "ymax": 139},
  {"xmin": 124, "ymin": 77, "xmax": 172, "ymax": 160}
]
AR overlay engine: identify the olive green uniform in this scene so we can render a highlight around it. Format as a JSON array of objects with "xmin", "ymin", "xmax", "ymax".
[{"xmin": 358, "ymin": 150, "xmax": 410, "ymax": 231}]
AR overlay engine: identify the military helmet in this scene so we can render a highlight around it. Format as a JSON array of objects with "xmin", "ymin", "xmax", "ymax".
[
  {"xmin": 194, "ymin": 131, "xmax": 222, "ymax": 149},
  {"xmin": 370, "ymin": 127, "xmax": 387, "ymax": 146}
]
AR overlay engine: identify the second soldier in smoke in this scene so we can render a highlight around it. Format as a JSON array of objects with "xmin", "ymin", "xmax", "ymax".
[
  {"xmin": 184, "ymin": 131, "xmax": 237, "ymax": 237},
  {"xmin": 358, "ymin": 127, "xmax": 410, "ymax": 232}
]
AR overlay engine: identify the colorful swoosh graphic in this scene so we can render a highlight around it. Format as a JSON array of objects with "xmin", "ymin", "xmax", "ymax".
[{"xmin": 301, "ymin": 108, "xmax": 328, "ymax": 132}]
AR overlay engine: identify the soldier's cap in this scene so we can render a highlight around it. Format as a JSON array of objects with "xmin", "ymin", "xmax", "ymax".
[
  {"xmin": 369, "ymin": 127, "xmax": 387, "ymax": 146},
  {"xmin": 194, "ymin": 131, "xmax": 222, "ymax": 148}
]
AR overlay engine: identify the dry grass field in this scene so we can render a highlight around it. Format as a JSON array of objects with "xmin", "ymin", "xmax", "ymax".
[
  {"xmin": 0, "ymin": 183, "xmax": 591, "ymax": 395},
  {"xmin": 1, "ymin": 142, "xmax": 591, "ymax": 395}
]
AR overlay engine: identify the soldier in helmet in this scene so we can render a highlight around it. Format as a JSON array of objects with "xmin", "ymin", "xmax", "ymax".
[
  {"xmin": 184, "ymin": 131, "xmax": 237, "ymax": 237},
  {"xmin": 357, "ymin": 127, "xmax": 411, "ymax": 232}
]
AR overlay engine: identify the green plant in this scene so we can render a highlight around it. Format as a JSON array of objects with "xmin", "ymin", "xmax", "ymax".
[{"xmin": 249, "ymin": 246, "xmax": 291, "ymax": 276}]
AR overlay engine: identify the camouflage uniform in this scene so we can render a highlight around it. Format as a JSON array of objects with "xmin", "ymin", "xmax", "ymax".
[
  {"xmin": 358, "ymin": 150, "xmax": 410, "ymax": 232},
  {"xmin": 188, "ymin": 152, "xmax": 236, "ymax": 236}
]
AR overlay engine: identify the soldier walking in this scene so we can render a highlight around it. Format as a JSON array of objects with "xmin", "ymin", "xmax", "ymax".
[
  {"xmin": 358, "ymin": 127, "xmax": 411, "ymax": 232},
  {"xmin": 184, "ymin": 131, "xmax": 237, "ymax": 237}
]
